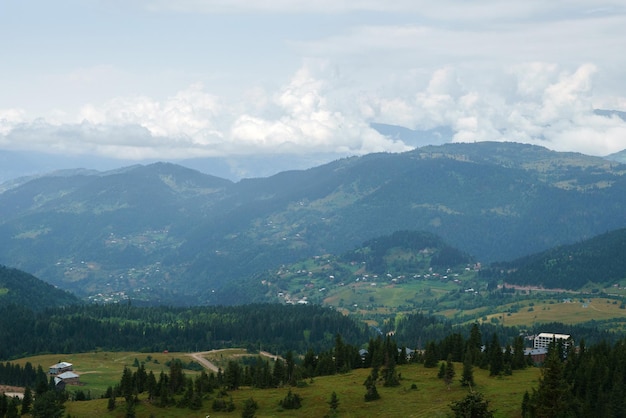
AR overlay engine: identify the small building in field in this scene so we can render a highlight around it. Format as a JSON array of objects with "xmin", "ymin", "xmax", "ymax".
[
  {"xmin": 54, "ymin": 371, "xmax": 80, "ymax": 387},
  {"xmin": 49, "ymin": 362, "xmax": 73, "ymax": 375}
]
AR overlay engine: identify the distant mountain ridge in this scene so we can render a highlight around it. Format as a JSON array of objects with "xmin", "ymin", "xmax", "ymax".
[{"xmin": 2, "ymin": 142, "xmax": 626, "ymax": 304}]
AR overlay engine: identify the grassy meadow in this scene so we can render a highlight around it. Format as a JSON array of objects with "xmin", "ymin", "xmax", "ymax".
[
  {"xmin": 11, "ymin": 351, "xmax": 202, "ymax": 398},
  {"xmin": 450, "ymin": 297, "xmax": 626, "ymax": 330},
  {"xmin": 11, "ymin": 351, "xmax": 539, "ymax": 418}
]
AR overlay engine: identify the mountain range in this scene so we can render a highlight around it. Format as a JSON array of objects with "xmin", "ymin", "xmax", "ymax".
[{"xmin": 2, "ymin": 141, "xmax": 626, "ymax": 305}]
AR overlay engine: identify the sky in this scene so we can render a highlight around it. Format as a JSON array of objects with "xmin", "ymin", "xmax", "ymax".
[{"xmin": 1, "ymin": 0, "xmax": 626, "ymax": 166}]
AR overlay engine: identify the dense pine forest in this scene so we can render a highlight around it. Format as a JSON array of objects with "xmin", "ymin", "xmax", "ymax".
[
  {"xmin": 0, "ymin": 265, "xmax": 79, "ymax": 310},
  {"xmin": 0, "ymin": 303, "xmax": 369, "ymax": 360},
  {"xmin": 486, "ymin": 228, "xmax": 626, "ymax": 290},
  {"xmin": 523, "ymin": 339, "xmax": 626, "ymax": 417}
]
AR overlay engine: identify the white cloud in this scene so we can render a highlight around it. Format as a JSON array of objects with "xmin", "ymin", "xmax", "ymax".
[
  {"xmin": 2, "ymin": 61, "xmax": 625, "ymax": 159},
  {"xmin": 0, "ymin": 109, "xmax": 26, "ymax": 135},
  {"xmin": 231, "ymin": 66, "xmax": 411, "ymax": 154},
  {"xmin": 2, "ymin": 0, "xmax": 626, "ymax": 162}
]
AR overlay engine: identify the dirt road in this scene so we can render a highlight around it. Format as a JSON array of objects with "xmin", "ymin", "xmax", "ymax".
[
  {"xmin": 187, "ymin": 351, "xmax": 220, "ymax": 372},
  {"xmin": 186, "ymin": 349, "xmax": 282, "ymax": 373}
]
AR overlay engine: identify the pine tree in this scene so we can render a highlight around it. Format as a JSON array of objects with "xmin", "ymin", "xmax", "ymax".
[
  {"xmin": 521, "ymin": 391, "xmax": 531, "ymax": 418},
  {"xmin": 21, "ymin": 386, "xmax": 33, "ymax": 415},
  {"xmin": 0, "ymin": 394, "xmax": 6, "ymax": 417},
  {"xmin": 107, "ymin": 396, "xmax": 116, "ymax": 411},
  {"xmin": 467, "ymin": 323, "xmax": 483, "ymax": 366},
  {"xmin": 6, "ymin": 396, "xmax": 19, "ymax": 418},
  {"xmin": 512, "ymin": 336, "xmax": 527, "ymax": 370},
  {"xmin": 125, "ymin": 398, "xmax": 136, "ymax": 418},
  {"xmin": 279, "ymin": 389, "xmax": 302, "ymax": 409},
  {"xmin": 450, "ymin": 391, "xmax": 495, "ymax": 418},
  {"xmin": 285, "ymin": 351, "xmax": 296, "ymax": 385},
  {"xmin": 328, "ymin": 391, "xmax": 339, "ymax": 416},
  {"xmin": 444, "ymin": 355, "xmax": 456, "ymax": 389},
  {"xmin": 120, "ymin": 366, "xmax": 134, "ymax": 402},
  {"xmin": 529, "ymin": 344, "xmax": 573, "ymax": 418},
  {"xmin": 488, "ymin": 333, "xmax": 504, "ymax": 376},
  {"xmin": 363, "ymin": 367, "xmax": 381, "ymax": 402},
  {"xmin": 424, "ymin": 341, "xmax": 439, "ymax": 368},
  {"xmin": 382, "ymin": 355, "xmax": 400, "ymax": 387},
  {"xmin": 438, "ymin": 362, "xmax": 446, "ymax": 378},
  {"xmin": 272, "ymin": 358, "xmax": 285, "ymax": 387},
  {"xmin": 241, "ymin": 397, "xmax": 257, "ymax": 418},
  {"xmin": 460, "ymin": 349, "xmax": 475, "ymax": 387},
  {"xmin": 168, "ymin": 359, "xmax": 186, "ymax": 394},
  {"xmin": 31, "ymin": 391, "xmax": 64, "ymax": 418}
]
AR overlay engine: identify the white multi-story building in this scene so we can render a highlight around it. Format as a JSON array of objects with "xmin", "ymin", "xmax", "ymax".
[{"xmin": 533, "ymin": 332, "xmax": 572, "ymax": 350}]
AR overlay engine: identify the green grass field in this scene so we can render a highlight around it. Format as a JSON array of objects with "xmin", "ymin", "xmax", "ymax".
[
  {"xmin": 461, "ymin": 297, "xmax": 626, "ymax": 329},
  {"xmin": 12, "ymin": 351, "xmax": 539, "ymax": 418},
  {"xmin": 11, "ymin": 351, "xmax": 202, "ymax": 398}
]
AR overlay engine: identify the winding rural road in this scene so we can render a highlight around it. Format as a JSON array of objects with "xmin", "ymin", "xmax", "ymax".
[
  {"xmin": 187, "ymin": 351, "xmax": 220, "ymax": 372},
  {"xmin": 186, "ymin": 349, "xmax": 282, "ymax": 373}
]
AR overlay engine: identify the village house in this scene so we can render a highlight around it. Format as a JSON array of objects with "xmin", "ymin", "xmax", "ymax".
[
  {"xmin": 49, "ymin": 362, "xmax": 80, "ymax": 388},
  {"xmin": 54, "ymin": 371, "xmax": 80, "ymax": 389},
  {"xmin": 48, "ymin": 362, "xmax": 73, "ymax": 375}
]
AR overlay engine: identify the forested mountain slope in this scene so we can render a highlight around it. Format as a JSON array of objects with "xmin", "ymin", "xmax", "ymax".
[
  {"xmin": 0, "ymin": 264, "xmax": 79, "ymax": 310},
  {"xmin": 1, "ymin": 142, "xmax": 626, "ymax": 304},
  {"xmin": 484, "ymin": 228, "xmax": 626, "ymax": 290}
]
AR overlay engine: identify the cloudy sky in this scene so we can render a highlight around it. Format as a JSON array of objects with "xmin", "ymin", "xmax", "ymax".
[{"xmin": 1, "ymin": 0, "xmax": 626, "ymax": 166}]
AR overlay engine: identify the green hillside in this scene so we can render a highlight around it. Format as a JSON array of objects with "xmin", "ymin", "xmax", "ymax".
[
  {"xmin": 259, "ymin": 230, "xmax": 480, "ymax": 318},
  {"xmin": 2, "ymin": 142, "xmax": 626, "ymax": 305},
  {"xmin": 0, "ymin": 264, "xmax": 79, "ymax": 310},
  {"xmin": 485, "ymin": 228, "xmax": 626, "ymax": 290}
]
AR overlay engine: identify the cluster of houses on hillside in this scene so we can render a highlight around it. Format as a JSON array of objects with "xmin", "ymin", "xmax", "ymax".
[{"xmin": 48, "ymin": 362, "xmax": 80, "ymax": 389}]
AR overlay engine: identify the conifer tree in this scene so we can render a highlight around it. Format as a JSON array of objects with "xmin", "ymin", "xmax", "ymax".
[
  {"xmin": 241, "ymin": 397, "xmax": 257, "ymax": 418},
  {"xmin": 467, "ymin": 323, "xmax": 483, "ymax": 365},
  {"xmin": 382, "ymin": 354, "xmax": 400, "ymax": 387},
  {"xmin": 424, "ymin": 341, "xmax": 439, "ymax": 368},
  {"xmin": 6, "ymin": 396, "xmax": 19, "ymax": 418},
  {"xmin": 107, "ymin": 395, "xmax": 116, "ymax": 411},
  {"xmin": 21, "ymin": 386, "xmax": 33, "ymax": 415},
  {"xmin": 460, "ymin": 349, "xmax": 475, "ymax": 387},
  {"xmin": 450, "ymin": 391, "xmax": 495, "ymax": 418},
  {"xmin": 488, "ymin": 333, "xmax": 504, "ymax": 376},
  {"xmin": 0, "ymin": 394, "xmax": 6, "ymax": 417},
  {"xmin": 438, "ymin": 362, "xmax": 446, "ymax": 378},
  {"xmin": 328, "ymin": 391, "xmax": 339, "ymax": 416},
  {"xmin": 512, "ymin": 336, "xmax": 527, "ymax": 370},
  {"xmin": 444, "ymin": 355, "xmax": 456, "ymax": 389},
  {"xmin": 363, "ymin": 367, "xmax": 381, "ymax": 401},
  {"xmin": 528, "ymin": 344, "xmax": 572, "ymax": 418}
]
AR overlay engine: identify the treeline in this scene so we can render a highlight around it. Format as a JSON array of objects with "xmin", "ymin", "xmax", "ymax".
[
  {"xmin": 523, "ymin": 338, "xmax": 626, "ymax": 417},
  {"xmin": 0, "ymin": 303, "xmax": 369, "ymax": 360},
  {"xmin": 0, "ymin": 362, "xmax": 47, "ymax": 388},
  {"xmin": 392, "ymin": 311, "xmax": 618, "ymax": 349},
  {"xmin": 0, "ymin": 367, "xmax": 64, "ymax": 418}
]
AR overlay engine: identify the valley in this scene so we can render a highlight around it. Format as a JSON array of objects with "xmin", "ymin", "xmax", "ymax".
[
  {"xmin": 2, "ymin": 142, "xmax": 626, "ymax": 417},
  {"xmin": 3, "ymin": 142, "xmax": 626, "ymax": 305}
]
